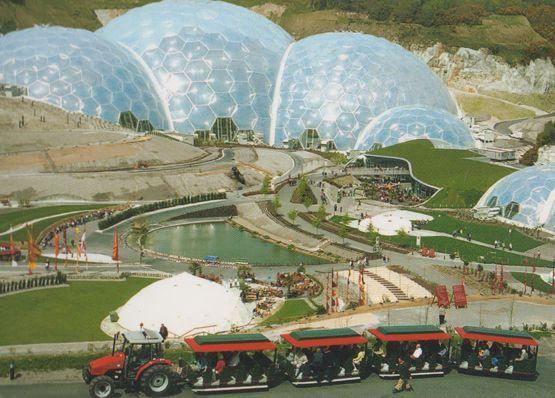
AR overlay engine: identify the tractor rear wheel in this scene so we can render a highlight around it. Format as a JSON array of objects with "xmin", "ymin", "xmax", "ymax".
[
  {"xmin": 88, "ymin": 376, "xmax": 115, "ymax": 398},
  {"xmin": 140, "ymin": 364, "xmax": 173, "ymax": 396}
]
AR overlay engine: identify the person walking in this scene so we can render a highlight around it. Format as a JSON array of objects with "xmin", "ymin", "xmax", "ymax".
[
  {"xmin": 393, "ymin": 357, "xmax": 413, "ymax": 393},
  {"xmin": 438, "ymin": 306, "xmax": 446, "ymax": 325}
]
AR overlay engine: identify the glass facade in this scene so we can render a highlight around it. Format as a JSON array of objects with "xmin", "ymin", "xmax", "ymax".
[
  {"xmin": 355, "ymin": 105, "xmax": 474, "ymax": 150},
  {"xmin": 97, "ymin": 0, "xmax": 292, "ymax": 136},
  {"xmin": 0, "ymin": 26, "xmax": 170, "ymax": 129},
  {"xmin": 0, "ymin": 1, "xmax": 468, "ymax": 148},
  {"xmin": 272, "ymin": 33, "xmax": 457, "ymax": 150},
  {"xmin": 478, "ymin": 164, "xmax": 555, "ymax": 232}
]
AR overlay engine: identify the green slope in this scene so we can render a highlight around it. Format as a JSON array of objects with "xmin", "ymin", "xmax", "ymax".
[{"xmin": 372, "ymin": 140, "xmax": 514, "ymax": 208}]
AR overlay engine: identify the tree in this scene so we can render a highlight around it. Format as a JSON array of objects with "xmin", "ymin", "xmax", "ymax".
[
  {"xmin": 537, "ymin": 121, "xmax": 555, "ymax": 147},
  {"xmin": 271, "ymin": 195, "xmax": 281, "ymax": 212},
  {"xmin": 261, "ymin": 174, "xmax": 271, "ymax": 194},
  {"xmin": 288, "ymin": 209, "xmax": 298, "ymax": 225},
  {"xmin": 303, "ymin": 195, "xmax": 313, "ymax": 210},
  {"xmin": 397, "ymin": 228, "xmax": 409, "ymax": 239},
  {"xmin": 316, "ymin": 204, "xmax": 327, "ymax": 222},
  {"xmin": 189, "ymin": 262, "xmax": 202, "ymax": 276},
  {"xmin": 338, "ymin": 221, "xmax": 348, "ymax": 244}
]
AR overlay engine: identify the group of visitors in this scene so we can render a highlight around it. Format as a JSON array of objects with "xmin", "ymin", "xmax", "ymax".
[
  {"xmin": 275, "ymin": 272, "xmax": 320, "ymax": 298},
  {"xmin": 285, "ymin": 345, "xmax": 366, "ymax": 381},
  {"xmin": 40, "ymin": 208, "xmax": 116, "ymax": 248},
  {"xmin": 460, "ymin": 339, "xmax": 535, "ymax": 372},
  {"xmin": 189, "ymin": 350, "xmax": 271, "ymax": 384},
  {"xmin": 362, "ymin": 180, "xmax": 420, "ymax": 205}
]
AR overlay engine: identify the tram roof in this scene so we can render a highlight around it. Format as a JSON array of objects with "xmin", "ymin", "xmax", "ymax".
[
  {"xmin": 282, "ymin": 328, "xmax": 367, "ymax": 348},
  {"xmin": 185, "ymin": 333, "xmax": 276, "ymax": 352},
  {"xmin": 455, "ymin": 326, "xmax": 538, "ymax": 346},
  {"xmin": 369, "ymin": 325, "xmax": 450, "ymax": 342}
]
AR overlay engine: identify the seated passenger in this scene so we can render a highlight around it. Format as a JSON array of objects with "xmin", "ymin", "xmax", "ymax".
[
  {"xmin": 410, "ymin": 344, "xmax": 423, "ymax": 368},
  {"xmin": 373, "ymin": 341, "xmax": 385, "ymax": 358},
  {"xmin": 514, "ymin": 348, "xmax": 529, "ymax": 362},
  {"xmin": 310, "ymin": 348, "xmax": 324, "ymax": 380},
  {"xmin": 460, "ymin": 339, "xmax": 473, "ymax": 361},
  {"xmin": 292, "ymin": 349, "xmax": 308, "ymax": 377},
  {"xmin": 214, "ymin": 356, "xmax": 226, "ymax": 379},
  {"xmin": 352, "ymin": 347, "xmax": 366, "ymax": 372}
]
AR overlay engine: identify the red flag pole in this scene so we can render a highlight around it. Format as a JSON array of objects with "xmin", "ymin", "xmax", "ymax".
[
  {"xmin": 54, "ymin": 231, "xmax": 59, "ymax": 272},
  {"xmin": 112, "ymin": 226, "xmax": 120, "ymax": 274},
  {"xmin": 524, "ymin": 266, "xmax": 528, "ymax": 294}
]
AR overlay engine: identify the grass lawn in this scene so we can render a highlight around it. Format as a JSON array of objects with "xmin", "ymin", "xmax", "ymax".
[
  {"xmin": 329, "ymin": 215, "xmax": 355, "ymax": 224},
  {"xmin": 455, "ymin": 92, "xmax": 536, "ymax": 120},
  {"xmin": 418, "ymin": 211, "xmax": 542, "ymax": 252},
  {"xmin": 0, "ymin": 277, "xmax": 154, "ymax": 345},
  {"xmin": 373, "ymin": 140, "xmax": 514, "ymax": 208},
  {"xmin": 511, "ymin": 272, "xmax": 554, "ymax": 294},
  {"xmin": 0, "ymin": 204, "xmax": 108, "ymax": 235},
  {"xmin": 261, "ymin": 298, "xmax": 315, "ymax": 325},
  {"xmin": 421, "ymin": 236, "xmax": 552, "ymax": 267}
]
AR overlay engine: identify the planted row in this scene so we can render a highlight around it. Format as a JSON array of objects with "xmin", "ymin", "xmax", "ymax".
[{"xmin": 98, "ymin": 192, "xmax": 227, "ymax": 230}]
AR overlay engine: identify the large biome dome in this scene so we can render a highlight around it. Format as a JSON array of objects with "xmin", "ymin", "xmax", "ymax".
[
  {"xmin": 355, "ymin": 105, "xmax": 474, "ymax": 150},
  {"xmin": 98, "ymin": 0, "xmax": 293, "ymax": 137},
  {"xmin": 477, "ymin": 164, "xmax": 555, "ymax": 233},
  {"xmin": 0, "ymin": 26, "xmax": 170, "ymax": 130},
  {"xmin": 271, "ymin": 33, "xmax": 458, "ymax": 150}
]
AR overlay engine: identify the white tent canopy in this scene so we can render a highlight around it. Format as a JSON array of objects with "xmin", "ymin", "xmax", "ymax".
[
  {"xmin": 117, "ymin": 272, "xmax": 252, "ymax": 337},
  {"xmin": 350, "ymin": 210, "xmax": 433, "ymax": 236}
]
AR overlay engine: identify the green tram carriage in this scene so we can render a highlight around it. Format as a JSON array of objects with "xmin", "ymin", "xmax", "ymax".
[
  {"xmin": 369, "ymin": 325, "xmax": 451, "ymax": 379},
  {"xmin": 280, "ymin": 327, "xmax": 370, "ymax": 386},
  {"xmin": 454, "ymin": 326, "xmax": 539, "ymax": 380},
  {"xmin": 183, "ymin": 333, "xmax": 279, "ymax": 393}
]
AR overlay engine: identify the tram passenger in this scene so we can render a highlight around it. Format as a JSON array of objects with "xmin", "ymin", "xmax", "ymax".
[
  {"xmin": 291, "ymin": 349, "xmax": 308, "ymax": 377},
  {"xmin": 214, "ymin": 355, "xmax": 226, "ymax": 380},
  {"xmin": 352, "ymin": 346, "xmax": 366, "ymax": 373},
  {"xmin": 310, "ymin": 348, "xmax": 324, "ymax": 381},
  {"xmin": 410, "ymin": 344, "xmax": 424, "ymax": 369},
  {"xmin": 514, "ymin": 347, "xmax": 529, "ymax": 362}
]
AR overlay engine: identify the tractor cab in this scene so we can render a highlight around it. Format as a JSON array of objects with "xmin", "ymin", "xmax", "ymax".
[
  {"xmin": 184, "ymin": 333, "xmax": 278, "ymax": 393},
  {"xmin": 369, "ymin": 325, "xmax": 451, "ymax": 378},
  {"xmin": 83, "ymin": 329, "xmax": 176, "ymax": 398},
  {"xmin": 280, "ymin": 327, "xmax": 369, "ymax": 386},
  {"xmin": 454, "ymin": 326, "xmax": 539, "ymax": 380}
]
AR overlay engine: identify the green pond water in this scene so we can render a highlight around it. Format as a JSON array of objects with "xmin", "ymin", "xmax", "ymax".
[{"xmin": 145, "ymin": 222, "xmax": 323, "ymax": 265}]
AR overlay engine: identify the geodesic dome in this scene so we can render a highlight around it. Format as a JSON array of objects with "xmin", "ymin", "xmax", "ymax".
[
  {"xmin": 477, "ymin": 164, "xmax": 555, "ymax": 233},
  {"xmin": 354, "ymin": 105, "xmax": 474, "ymax": 150},
  {"xmin": 271, "ymin": 32, "xmax": 457, "ymax": 150},
  {"xmin": 0, "ymin": 26, "xmax": 170, "ymax": 129},
  {"xmin": 98, "ymin": 0, "xmax": 293, "ymax": 136}
]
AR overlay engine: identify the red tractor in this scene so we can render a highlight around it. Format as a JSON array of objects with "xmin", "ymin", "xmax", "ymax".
[{"xmin": 83, "ymin": 330, "xmax": 177, "ymax": 398}]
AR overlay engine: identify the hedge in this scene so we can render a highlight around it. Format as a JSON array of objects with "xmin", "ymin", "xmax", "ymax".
[
  {"xmin": 0, "ymin": 272, "xmax": 67, "ymax": 295},
  {"xmin": 98, "ymin": 192, "xmax": 227, "ymax": 230}
]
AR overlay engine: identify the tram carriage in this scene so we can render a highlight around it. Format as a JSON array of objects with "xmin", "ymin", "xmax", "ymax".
[
  {"xmin": 280, "ymin": 327, "xmax": 370, "ymax": 386},
  {"xmin": 454, "ymin": 326, "xmax": 539, "ymax": 380},
  {"xmin": 368, "ymin": 325, "xmax": 451, "ymax": 379},
  {"xmin": 85, "ymin": 324, "xmax": 542, "ymax": 396},
  {"xmin": 183, "ymin": 333, "xmax": 278, "ymax": 393}
]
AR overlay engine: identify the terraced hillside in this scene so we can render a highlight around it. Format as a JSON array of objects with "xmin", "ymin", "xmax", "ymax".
[{"xmin": 0, "ymin": 1, "xmax": 553, "ymax": 65}]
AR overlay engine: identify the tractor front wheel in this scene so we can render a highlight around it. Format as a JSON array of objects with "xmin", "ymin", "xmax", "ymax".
[
  {"xmin": 88, "ymin": 376, "xmax": 115, "ymax": 398},
  {"xmin": 140, "ymin": 364, "xmax": 173, "ymax": 396}
]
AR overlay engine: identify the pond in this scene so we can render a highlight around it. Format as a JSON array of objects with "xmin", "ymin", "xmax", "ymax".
[{"xmin": 145, "ymin": 222, "xmax": 324, "ymax": 265}]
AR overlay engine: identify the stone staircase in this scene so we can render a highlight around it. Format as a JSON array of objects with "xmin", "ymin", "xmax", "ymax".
[{"xmin": 364, "ymin": 271, "xmax": 410, "ymax": 301}]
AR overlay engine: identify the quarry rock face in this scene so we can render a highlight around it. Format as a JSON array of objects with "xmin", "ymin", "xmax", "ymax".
[
  {"xmin": 538, "ymin": 145, "xmax": 555, "ymax": 165},
  {"xmin": 415, "ymin": 43, "xmax": 555, "ymax": 95}
]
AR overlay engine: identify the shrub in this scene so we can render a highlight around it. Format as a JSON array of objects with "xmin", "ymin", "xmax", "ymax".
[{"xmin": 98, "ymin": 192, "xmax": 227, "ymax": 230}]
